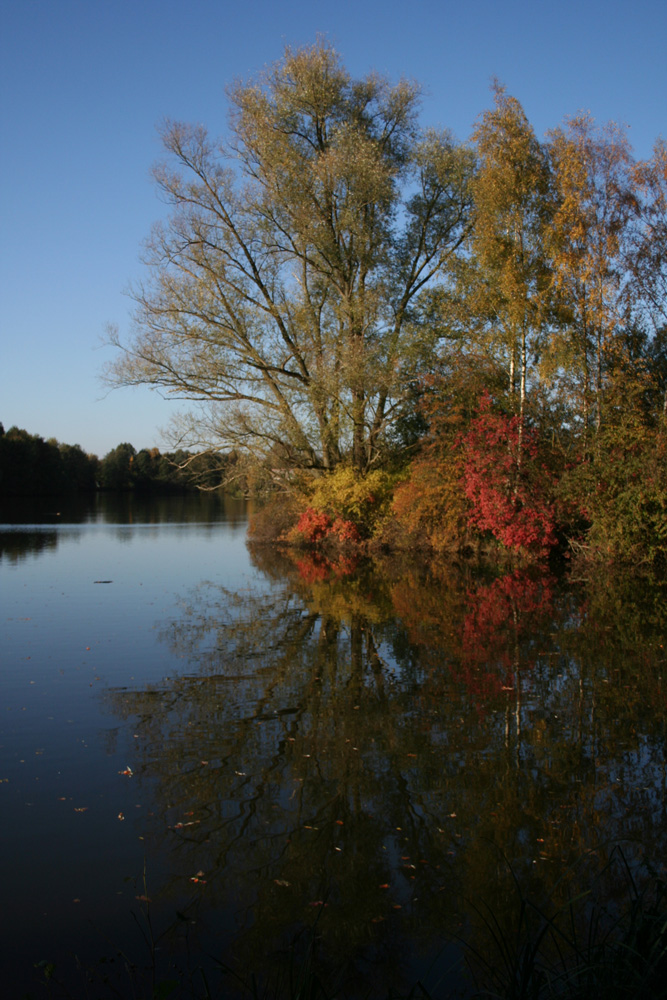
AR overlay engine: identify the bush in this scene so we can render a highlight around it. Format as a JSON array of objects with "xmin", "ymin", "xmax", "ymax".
[{"xmin": 289, "ymin": 467, "xmax": 397, "ymax": 548}]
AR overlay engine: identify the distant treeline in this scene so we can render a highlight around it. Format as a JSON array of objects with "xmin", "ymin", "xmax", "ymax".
[{"xmin": 0, "ymin": 423, "xmax": 236, "ymax": 496}]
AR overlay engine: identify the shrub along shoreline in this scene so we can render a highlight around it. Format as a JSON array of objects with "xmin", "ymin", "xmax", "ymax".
[{"xmin": 248, "ymin": 391, "xmax": 667, "ymax": 572}]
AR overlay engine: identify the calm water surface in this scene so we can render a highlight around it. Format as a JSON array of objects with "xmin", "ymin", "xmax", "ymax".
[{"xmin": 1, "ymin": 494, "xmax": 666, "ymax": 997}]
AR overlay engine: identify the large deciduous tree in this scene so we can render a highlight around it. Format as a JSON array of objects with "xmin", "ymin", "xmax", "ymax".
[{"xmin": 106, "ymin": 42, "xmax": 473, "ymax": 473}]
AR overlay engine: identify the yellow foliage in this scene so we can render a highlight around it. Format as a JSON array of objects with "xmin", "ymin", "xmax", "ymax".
[{"xmin": 304, "ymin": 466, "xmax": 397, "ymax": 537}]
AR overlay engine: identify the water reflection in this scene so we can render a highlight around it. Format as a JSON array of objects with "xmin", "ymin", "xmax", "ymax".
[
  {"xmin": 103, "ymin": 549, "xmax": 667, "ymax": 994},
  {"xmin": 0, "ymin": 491, "xmax": 249, "ymax": 561}
]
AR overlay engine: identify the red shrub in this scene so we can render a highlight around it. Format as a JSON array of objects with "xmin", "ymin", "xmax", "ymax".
[{"xmin": 461, "ymin": 395, "xmax": 557, "ymax": 555}]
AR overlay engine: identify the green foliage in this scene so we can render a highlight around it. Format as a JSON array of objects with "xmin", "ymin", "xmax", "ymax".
[
  {"xmin": 99, "ymin": 441, "xmax": 136, "ymax": 490},
  {"xmin": 0, "ymin": 424, "xmax": 97, "ymax": 495},
  {"xmin": 565, "ymin": 422, "xmax": 667, "ymax": 565}
]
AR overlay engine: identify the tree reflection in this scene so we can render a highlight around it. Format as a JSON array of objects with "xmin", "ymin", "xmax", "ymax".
[{"xmin": 103, "ymin": 553, "xmax": 667, "ymax": 995}]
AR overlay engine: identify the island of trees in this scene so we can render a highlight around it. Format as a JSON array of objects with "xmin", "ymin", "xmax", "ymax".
[{"xmin": 15, "ymin": 42, "xmax": 667, "ymax": 566}]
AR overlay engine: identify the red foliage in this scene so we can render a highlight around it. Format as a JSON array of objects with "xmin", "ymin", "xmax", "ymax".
[
  {"xmin": 294, "ymin": 552, "xmax": 359, "ymax": 583},
  {"xmin": 459, "ymin": 569, "xmax": 554, "ymax": 693},
  {"xmin": 461, "ymin": 395, "xmax": 557, "ymax": 554},
  {"xmin": 296, "ymin": 507, "xmax": 332, "ymax": 543},
  {"xmin": 330, "ymin": 517, "xmax": 361, "ymax": 544},
  {"xmin": 295, "ymin": 555, "xmax": 332, "ymax": 583},
  {"xmin": 295, "ymin": 507, "xmax": 361, "ymax": 547}
]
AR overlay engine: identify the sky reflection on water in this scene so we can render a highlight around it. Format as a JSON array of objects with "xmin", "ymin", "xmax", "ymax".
[{"xmin": 1, "ymin": 495, "xmax": 666, "ymax": 997}]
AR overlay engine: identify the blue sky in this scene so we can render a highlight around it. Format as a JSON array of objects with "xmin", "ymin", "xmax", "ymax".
[{"xmin": 1, "ymin": 0, "xmax": 665, "ymax": 457}]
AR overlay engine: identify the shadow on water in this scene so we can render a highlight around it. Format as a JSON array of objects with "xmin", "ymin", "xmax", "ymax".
[{"xmin": 91, "ymin": 545, "xmax": 667, "ymax": 997}]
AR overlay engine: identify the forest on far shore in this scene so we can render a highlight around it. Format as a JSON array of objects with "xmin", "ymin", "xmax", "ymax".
[{"xmin": 0, "ymin": 422, "xmax": 238, "ymax": 496}]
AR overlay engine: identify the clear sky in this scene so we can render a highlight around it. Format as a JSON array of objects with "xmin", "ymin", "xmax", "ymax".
[{"xmin": 1, "ymin": 0, "xmax": 665, "ymax": 458}]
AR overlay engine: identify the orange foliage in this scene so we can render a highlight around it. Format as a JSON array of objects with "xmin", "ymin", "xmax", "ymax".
[{"xmin": 392, "ymin": 451, "xmax": 468, "ymax": 551}]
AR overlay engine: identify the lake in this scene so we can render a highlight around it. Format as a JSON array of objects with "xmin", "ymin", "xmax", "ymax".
[{"xmin": 2, "ymin": 493, "xmax": 666, "ymax": 998}]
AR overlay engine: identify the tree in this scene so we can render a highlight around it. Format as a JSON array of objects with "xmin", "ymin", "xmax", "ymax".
[
  {"xmin": 546, "ymin": 115, "xmax": 638, "ymax": 446},
  {"xmin": 467, "ymin": 84, "xmax": 553, "ymax": 433},
  {"xmin": 106, "ymin": 42, "xmax": 473, "ymax": 474},
  {"xmin": 99, "ymin": 442, "xmax": 136, "ymax": 490},
  {"xmin": 0, "ymin": 426, "xmax": 67, "ymax": 494},
  {"xmin": 631, "ymin": 138, "xmax": 667, "ymax": 334}
]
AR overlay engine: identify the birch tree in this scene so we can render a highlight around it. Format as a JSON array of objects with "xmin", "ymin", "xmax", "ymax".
[
  {"xmin": 546, "ymin": 115, "xmax": 637, "ymax": 444},
  {"xmin": 465, "ymin": 84, "xmax": 553, "ymax": 474}
]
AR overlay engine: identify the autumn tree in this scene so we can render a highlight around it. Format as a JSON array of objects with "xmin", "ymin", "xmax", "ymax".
[
  {"xmin": 466, "ymin": 84, "xmax": 553, "ymax": 434},
  {"xmin": 546, "ymin": 115, "xmax": 638, "ymax": 446},
  {"xmin": 631, "ymin": 138, "xmax": 667, "ymax": 336},
  {"xmin": 106, "ymin": 42, "xmax": 473, "ymax": 475}
]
